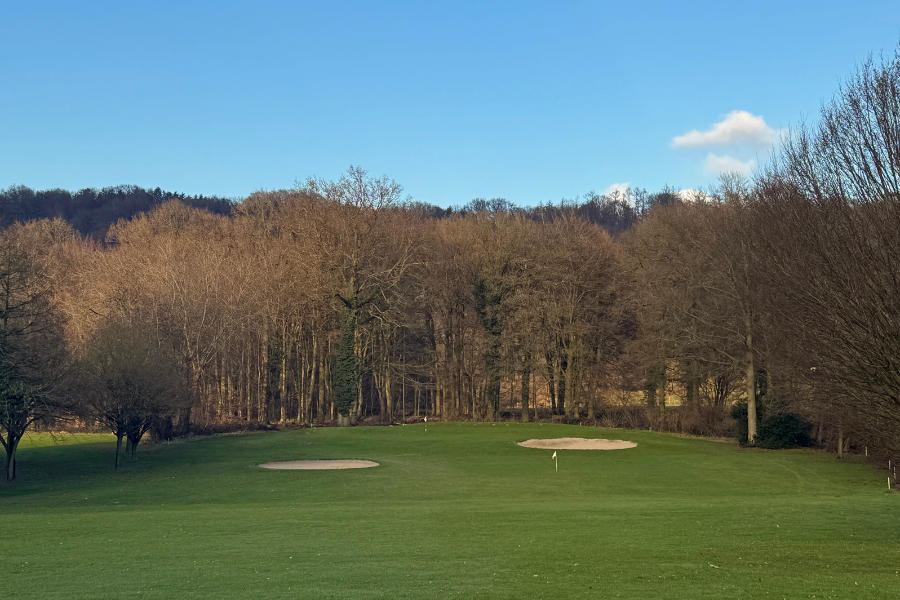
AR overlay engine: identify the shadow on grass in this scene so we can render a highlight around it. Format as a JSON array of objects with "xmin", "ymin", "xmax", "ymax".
[{"xmin": 1, "ymin": 433, "xmax": 141, "ymax": 498}]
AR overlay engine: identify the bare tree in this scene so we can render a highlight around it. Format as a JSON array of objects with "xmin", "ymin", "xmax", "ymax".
[
  {"xmin": 0, "ymin": 222, "xmax": 71, "ymax": 481},
  {"xmin": 625, "ymin": 182, "xmax": 769, "ymax": 443},
  {"xmin": 299, "ymin": 167, "xmax": 416, "ymax": 424},
  {"xmin": 77, "ymin": 320, "xmax": 189, "ymax": 467},
  {"xmin": 758, "ymin": 48, "xmax": 900, "ymax": 457}
]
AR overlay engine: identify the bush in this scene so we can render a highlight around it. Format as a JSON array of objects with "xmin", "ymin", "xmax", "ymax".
[
  {"xmin": 678, "ymin": 405, "xmax": 733, "ymax": 437},
  {"xmin": 731, "ymin": 401, "xmax": 813, "ymax": 448},
  {"xmin": 731, "ymin": 401, "xmax": 751, "ymax": 445},
  {"xmin": 595, "ymin": 404, "xmax": 650, "ymax": 430},
  {"xmin": 757, "ymin": 413, "xmax": 813, "ymax": 449}
]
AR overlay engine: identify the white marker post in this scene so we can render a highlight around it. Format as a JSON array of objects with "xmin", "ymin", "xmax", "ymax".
[
  {"xmin": 552, "ymin": 450, "xmax": 558, "ymax": 473},
  {"xmin": 424, "ymin": 415, "xmax": 427, "ymax": 434}
]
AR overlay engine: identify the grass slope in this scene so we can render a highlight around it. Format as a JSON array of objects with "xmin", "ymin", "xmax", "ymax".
[{"xmin": 2, "ymin": 423, "xmax": 898, "ymax": 599}]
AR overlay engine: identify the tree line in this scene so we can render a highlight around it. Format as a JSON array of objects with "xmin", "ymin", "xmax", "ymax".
[
  {"xmin": 1, "ymin": 51, "xmax": 899, "ymax": 482},
  {"xmin": 0, "ymin": 185, "xmax": 235, "ymax": 240}
]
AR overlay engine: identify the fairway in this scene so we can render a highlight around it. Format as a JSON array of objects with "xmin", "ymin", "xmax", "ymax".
[{"xmin": 2, "ymin": 423, "xmax": 898, "ymax": 599}]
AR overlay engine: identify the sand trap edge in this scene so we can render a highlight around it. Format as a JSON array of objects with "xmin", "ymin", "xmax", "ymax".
[
  {"xmin": 517, "ymin": 437, "xmax": 637, "ymax": 450},
  {"xmin": 259, "ymin": 459, "xmax": 380, "ymax": 470}
]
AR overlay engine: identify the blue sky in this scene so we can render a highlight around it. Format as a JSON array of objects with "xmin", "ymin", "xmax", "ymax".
[{"xmin": 1, "ymin": 1, "xmax": 898, "ymax": 206}]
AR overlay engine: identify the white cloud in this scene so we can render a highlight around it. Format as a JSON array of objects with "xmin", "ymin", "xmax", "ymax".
[
  {"xmin": 604, "ymin": 182, "xmax": 630, "ymax": 196},
  {"xmin": 676, "ymin": 188, "xmax": 709, "ymax": 202},
  {"xmin": 703, "ymin": 153, "xmax": 755, "ymax": 176},
  {"xmin": 672, "ymin": 110, "xmax": 781, "ymax": 148}
]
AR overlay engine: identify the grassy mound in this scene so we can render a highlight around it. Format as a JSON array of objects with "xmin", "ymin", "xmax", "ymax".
[{"xmin": 2, "ymin": 423, "xmax": 898, "ymax": 599}]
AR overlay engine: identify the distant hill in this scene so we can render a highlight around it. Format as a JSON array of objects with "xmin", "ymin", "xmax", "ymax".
[
  {"xmin": 0, "ymin": 183, "xmax": 670, "ymax": 241},
  {"xmin": 0, "ymin": 185, "xmax": 237, "ymax": 239}
]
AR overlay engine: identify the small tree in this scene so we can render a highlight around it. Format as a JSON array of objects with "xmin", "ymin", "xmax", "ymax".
[
  {"xmin": 78, "ymin": 321, "xmax": 189, "ymax": 468},
  {"xmin": 0, "ymin": 359, "xmax": 47, "ymax": 481},
  {"xmin": 0, "ymin": 223, "xmax": 70, "ymax": 481}
]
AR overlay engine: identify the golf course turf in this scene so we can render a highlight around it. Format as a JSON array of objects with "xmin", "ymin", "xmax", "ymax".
[{"xmin": 2, "ymin": 422, "xmax": 898, "ymax": 599}]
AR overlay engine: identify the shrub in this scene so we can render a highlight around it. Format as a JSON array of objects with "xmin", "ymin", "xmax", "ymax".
[
  {"xmin": 678, "ymin": 405, "xmax": 733, "ymax": 437},
  {"xmin": 757, "ymin": 413, "xmax": 813, "ymax": 449},
  {"xmin": 731, "ymin": 401, "xmax": 813, "ymax": 448},
  {"xmin": 731, "ymin": 401, "xmax": 751, "ymax": 445}
]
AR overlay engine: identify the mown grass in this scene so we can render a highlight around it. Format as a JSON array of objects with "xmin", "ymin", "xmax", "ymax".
[{"xmin": 2, "ymin": 423, "xmax": 898, "ymax": 599}]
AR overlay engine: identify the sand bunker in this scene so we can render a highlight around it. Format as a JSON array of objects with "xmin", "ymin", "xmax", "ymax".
[
  {"xmin": 259, "ymin": 459, "xmax": 380, "ymax": 470},
  {"xmin": 517, "ymin": 437, "xmax": 637, "ymax": 450}
]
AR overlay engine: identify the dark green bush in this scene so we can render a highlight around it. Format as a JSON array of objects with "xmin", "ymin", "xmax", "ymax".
[
  {"xmin": 731, "ymin": 401, "xmax": 812, "ymax": 448},
  {"xmin": 731, "ymin": 400, "xmax": 751, "ymax": 445},
  {"xmin": 757, "ymin": 413, "xmax": 813, "ymax": 449}
]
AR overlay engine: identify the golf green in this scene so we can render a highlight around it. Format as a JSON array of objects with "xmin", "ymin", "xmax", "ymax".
[{"xmin": 2, "ymin": 422, "xmax": 898, "ymax": 599}]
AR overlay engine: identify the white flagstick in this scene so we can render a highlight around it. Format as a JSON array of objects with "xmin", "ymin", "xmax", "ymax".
[{"xmin": 552, "ymin": 450, "xmax": 558, "ymax": 473}]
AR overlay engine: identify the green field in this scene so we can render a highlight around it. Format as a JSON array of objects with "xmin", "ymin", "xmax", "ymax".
[{"xmin": 2, "ymin": 423, "xmax": 898, "ymax": 599}]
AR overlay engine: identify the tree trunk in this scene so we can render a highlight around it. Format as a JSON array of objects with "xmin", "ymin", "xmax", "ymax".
[
  {"xmin": 384, "ymin": 370, "xmax": 393, "ymax": 424},
  {"xmin": 685, "ymin": 359, "xmax": 699, "ymax": 407},
  {"xmin": 485, "ymin": 356, "xmax": 501, "ymax": 420},
  {"xmin": 334, "ymin": 307, "xmax": 358, "ymax": 420},
  {"xmin": 115, "ymin": 434, "xmax": 123, "ymax": 470},
  {"xmin": 318, "ymin": 350, "xmax": 327, "ymax": 424},
  {"xmin": 837, "ymin": 420, "xmax": 845, "ymax": 459},
  {"xmin": 179, "ymin": 405, "xmax": 192, "ymax": 436},
  {"xmin": 659, "ymin": 365, "xmax": 667, "ymax": 412},
  {"xmin": 297, "ymin": 339, "xmax": 307, "ymax": 424},
  {"xmin": 280, "ymin": 321, "xmax": 288, "ymax": 424},
  {"xmin": 456, "ymin": 366, "xmax": 464, "ymax": 417},
  {"xmin": 745, "ymin": 350, "xmax": 757, "ymax": 444},
  {"xmin": 3, "ymin": 435, "xmax": 19, "ymax": 482},
  {"xmin": 564, "ymin": 335, "xmax": 576, "ymax": 419},
  {"xmin": 244, "ymin": 346, "xmax": 252, "ymax": 422},
  {"xmin": 5, "ymin": 448, "xmax": 15, "ymax": 481},
  {"xmin": 260, "ymin": 326, "xmax": 269, "ymax": 423},
  {"xmin": 644, "ymin": 377, "xmax": 657, "ymax": 409},
  {"xmin": 557, "ymin": 357, "xmax": 567, "ymax": 417},
  {"xmin": 307, "ymin": 334, "xmax": 318, "ymax": 423},
  {"xmin": 520, "ymin": 365, "xmax": 530, "ymax": 422},
  {"xmin": 743, "ymin": 307, "xmax": 757, "ymax": 444},
  {"xmin": 215, "ymin": 355, "xmax": 224, "ymax": 422},
  {"xmin": 375, "ymin": 372, "xmax": 386, "ymax": 421},
  {"xmin": 354, "ymin": 374, "xmax": 363, "ymax": 423},
  {"xmin": 546, "ymin": 356, "xmax": 557, "ymax": 415}
]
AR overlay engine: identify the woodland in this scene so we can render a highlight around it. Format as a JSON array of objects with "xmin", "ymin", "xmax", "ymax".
[{"xmin": 1, "ymin": 54, "xmax": 899, "ymax": 482}]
